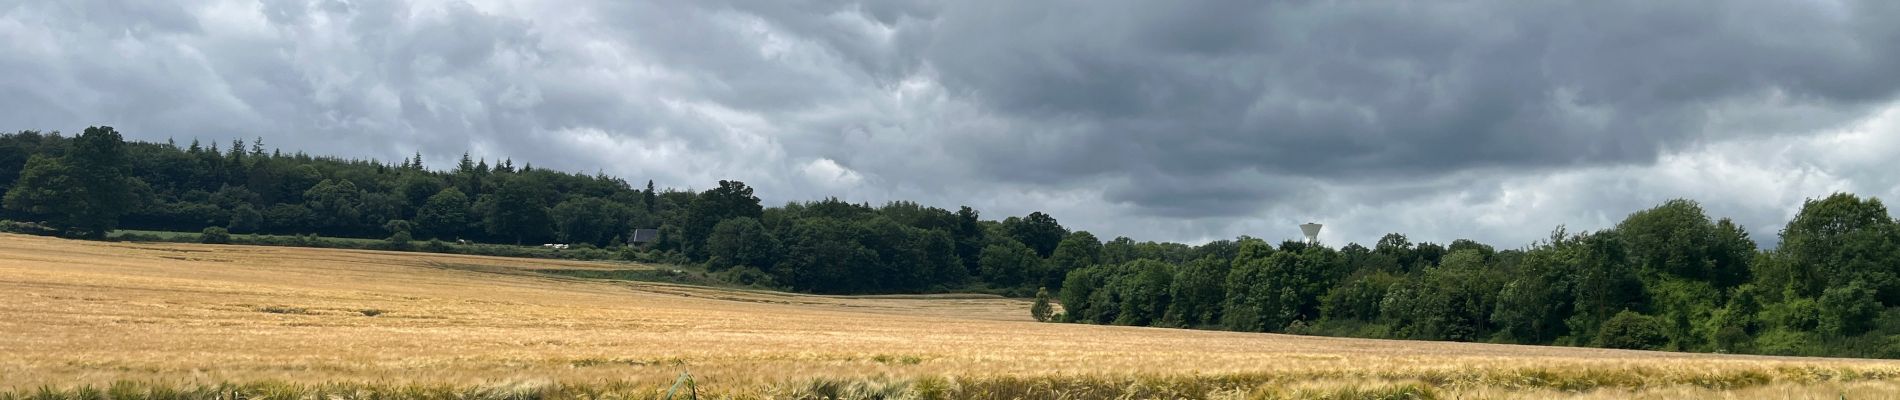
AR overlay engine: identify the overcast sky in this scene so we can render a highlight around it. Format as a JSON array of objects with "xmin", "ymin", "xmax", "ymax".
[{"xmin": 5, "ymin": 0, "xmax": 1899, "ymax": 248}]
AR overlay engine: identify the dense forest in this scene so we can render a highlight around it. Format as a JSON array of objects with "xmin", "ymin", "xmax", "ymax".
[{"xmin": 6, "ymin": 126, "xmax": 1900, "ymax": 358}]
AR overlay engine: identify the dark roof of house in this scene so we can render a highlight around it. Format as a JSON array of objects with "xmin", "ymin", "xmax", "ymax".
[{"xmin": 630, "ymin": 228, "xmax": 660, "ymax": 243}]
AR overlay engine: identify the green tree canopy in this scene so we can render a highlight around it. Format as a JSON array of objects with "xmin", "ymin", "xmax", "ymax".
[
  {"xmin": 1004, "ymin": 211, "xmax": 1068, "ymax": 258},
  {"xmin": 706, "ymin": 216, "xmax": 778, "ymax": 271},
  {"xmin": 1045, "ymin": 231, "xmax": 1102, "ymax": 290},
  {"xmin": 416, "ymin": 187, "xmax": 471, "ymax": 239},
  {"xmin": 2, "ymin": 126, "xmax": 137, "ymax": 237},
  {"xmin": 483, "ymin": 176, "xmax": 553, "ymax": 244}
]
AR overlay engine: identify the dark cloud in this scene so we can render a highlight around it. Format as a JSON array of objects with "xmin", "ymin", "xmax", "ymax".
[
  {"xmin": 2, "ymin": 0, "xmax": 1897, "ymax": 247},
  {"xmin": 914, "ymin": 1, "xmax": 1900, "ymax": 192}
]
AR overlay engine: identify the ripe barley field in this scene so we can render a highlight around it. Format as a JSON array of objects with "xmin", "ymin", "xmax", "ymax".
[{"xmin": 4, "ymin": 233, "xmax": 1900, "ymax": 399}]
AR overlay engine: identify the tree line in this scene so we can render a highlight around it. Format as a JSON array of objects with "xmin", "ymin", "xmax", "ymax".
[
  {"xmin": 1055, "ymin": 195, "xmax": 1900, "ymax": 358},
  {"xmin": 0, "ymin": 127, "xmax": 1113, "ymax": 295},
  {"xmin": 5, "ymin": 127, "xmax": 1900, "ymax": 358}
]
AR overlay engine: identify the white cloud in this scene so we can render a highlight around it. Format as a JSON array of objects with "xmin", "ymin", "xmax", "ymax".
[{"xmin": 800, "ymin": 158, "xmax": 864, "ymax": 189}]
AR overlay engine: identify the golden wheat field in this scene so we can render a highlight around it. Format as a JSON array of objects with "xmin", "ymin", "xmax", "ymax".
[{"xmin": 4, "ymin": 233, "xmax": 1900, "ymax": 399}]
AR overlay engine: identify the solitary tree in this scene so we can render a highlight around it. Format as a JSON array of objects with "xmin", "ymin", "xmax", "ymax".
[{"xmin": 1031, "ymin": 287, "xmax": 1055, "ymax": 322}]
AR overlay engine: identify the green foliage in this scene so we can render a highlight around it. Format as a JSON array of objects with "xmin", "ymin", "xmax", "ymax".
[
  {"xmin": 1031, "ymin": 287, "xmax": 1054, "ymax": 322},
  {"xmin": 1490, "ymin": 260, "xmax": 1570, "ymax": 344},
  {"xmin": 1003, "ymin": 211, "xmax": 1067, "ymax": 258},
  {"xmin": 714, "ymin": 266, "xmax": 776, "ymax": 288},
  {"xmin": 1058, "ymin": 267, "xmax": 1103, "ymax": 321},
  {"xmin": 1562, "ymin": 230, "xmax": 1648, "ymax": 345},
  {"xmin": 413, "ymin": 187, "xmax": 469, "ymax": 239},
  {"xmin": 705, "ymin": 217, "xmax": 777, "ymax": 271},
  {"xmin": 1818, "ymin": 280, "xmax": 1881, "ymax": 337},
  {"xmin": 5, "ymin": 155, "xmax": 79, "ymax": 224},
  {"xmin": 1701, "ymin": 284, "xmax": 1763, "ymax": 353},
  {"xmin": 3, "ymin": 127, "xmax": 137, "ymax": 238},
  {"xmin": 1597, "ymin": 310, "xmax": 1669, "ymax": 350},
  {"xmin": 1647, "ymin": 278, "xmax": 1720, "ymax": 350},
  {"xmin": 482, "ymin": 176, "xmax": 552, "ymax": 244},
  {"xmin": 227, "ymin": 203, "xmax": 262, "ymax": 233},
  {"xmin": 979, "ymin": 239, "xmax": 1042, "ymax": 289},
  {"xmin": 1061, "ymin": 260, "xmax": 1176, "ymax": 325},
  {"xmin": 1320, "ymin": 272, "xmax": 1395, "ymax": 323},
  {"xmin": 550, "ymin": 196, "xmax": 630, "ymax": 246},
  {"xmin": 1617, "ymin": 199, "xmax": 1751, "ymax": 285},
  {"xmin": 765, "ymin": 213, "xmax": 962, "ymax": 294},
  {"xmin": 1224, "ymin": 242, "xmax": 1340, "ymax": 332},
  {"xmin": 385, "ymin": 230, "xmax": 414, "ymax": 250},
  {"xmin": 683, "ymin": 180, "xmax": 762, "ymax": 258},
  {"xmin": 1754, "ymin": 329, "xmax": 1815, "ymax": 355},
  {"xmin": 1164, "ymin": 256, "xmax": 1229, "ymax": 327},
  {"xmin": 1109, "ymin": 260, "xmax": 1175, "ymax": 326},
  {"xmin": 303, "ymin": 179, "xmax": 363, "ymax": 232},
  {"xmin": 200, "ymin": 226, "xmax": 231, "ymax": 244},
  {"xmin": 1383, "ymin": 250, "xmax": 1502, "ymax": 341},
  {"xmin": 1765, "ymin": 297, "xmax": 1821, "ymax": 332},
  {"xmin": 1044, "ymin": 231, "xmax": 1101, "ymax": 290},
  {"xmin": 1779, "ymin": 193, "xmax": 1900, "ymax": 301}
]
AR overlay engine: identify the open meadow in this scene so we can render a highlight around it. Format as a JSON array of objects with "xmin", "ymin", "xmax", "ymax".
[{"xmin": 5, "ymin": 233, "xmax": 1900, "ymax": 399}]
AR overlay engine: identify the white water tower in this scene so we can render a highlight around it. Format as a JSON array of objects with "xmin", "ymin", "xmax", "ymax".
[{"xmin": 1300, "ymin": 222, "xmax": 1323, "ymax": 245}]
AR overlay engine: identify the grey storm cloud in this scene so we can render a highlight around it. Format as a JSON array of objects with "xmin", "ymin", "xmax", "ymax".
[
  {"xmin": 917, "ymin": 1, "xmax": 1900, "ymax": 182},
  {"xmin": 3, "ymin": 0, "xmax": 1899, "ymax": 247}
]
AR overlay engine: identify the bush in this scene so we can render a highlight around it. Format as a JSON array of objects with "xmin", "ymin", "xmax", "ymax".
[
  {"xmin": 200, "ymin": 227, "xmax": 232, "ymax": 244},
  {"xmin": 1031, "ymin": 287, "xmax": 1055, "ymax": 322},
  {"xmin": 385, "ymin": 230, "xmax": 414, "ymax": 250},
  {"xmin": 716, "ymin": 266, "xmax": 777, "ymax": 288},
  {"xmin": 358, "ymin": 309, "xmax": 384, "ymax": 317},
  {"xmin": 0, "ymin": 219, "xmax": 60, "ymax": 235},
  {"xmin": 1597, "ymin": 310, "xmax": 1668, "ymax": 350},
  {"xmin": 1755, "ymin": 329, "xmax": 1815, "ymax": 355},
  {"xmin": 114, "ymin": 232, "xmax": 168, "ymax": 242}
]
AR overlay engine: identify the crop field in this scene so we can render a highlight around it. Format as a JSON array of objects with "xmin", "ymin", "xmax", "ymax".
[{"xmin": 5, "ymin": 233, "xmax": 1900, "ymax": 399}]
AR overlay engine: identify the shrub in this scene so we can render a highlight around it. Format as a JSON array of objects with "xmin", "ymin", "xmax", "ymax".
[
  {"xmin": 385, "ymin": 230, "xmax": 414, "ymax": 250},
  {"xmin": 1755, "ymin": 329, "xmax": 1815, "ymax": 355},
  {"xmin": 0, "ymin": 220, "xmax": 59, "ymax": 235},
  {"xmin": 717, "ymin": 266, "xmax": 777, "ymax": 288},
  {"xmin": 1031, "ymin": 287, "xmax": 1055, "ymax": 322},
  {"xmin": 1597, "ymin": 310, "xmax": 1668, "ymax": 350},
  {"xmin": 200, "ymin": 227, "xmax": 232, "ymax": 244},
  {"xmin": 258, "ymin": 306, "xmax": 308, "ymax": 314},
  {"xmin": 114, "ymin": 232, "xmax": 167, "ymax": 242},
  {"xmin": 359, "ymin": 309, "xmax": 384, "ymax": 317}
]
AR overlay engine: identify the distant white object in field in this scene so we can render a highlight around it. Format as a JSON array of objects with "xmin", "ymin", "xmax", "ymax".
[{"xmin": 1300, "ymin": 223, "xmax": 1323, "ymax": 245}]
